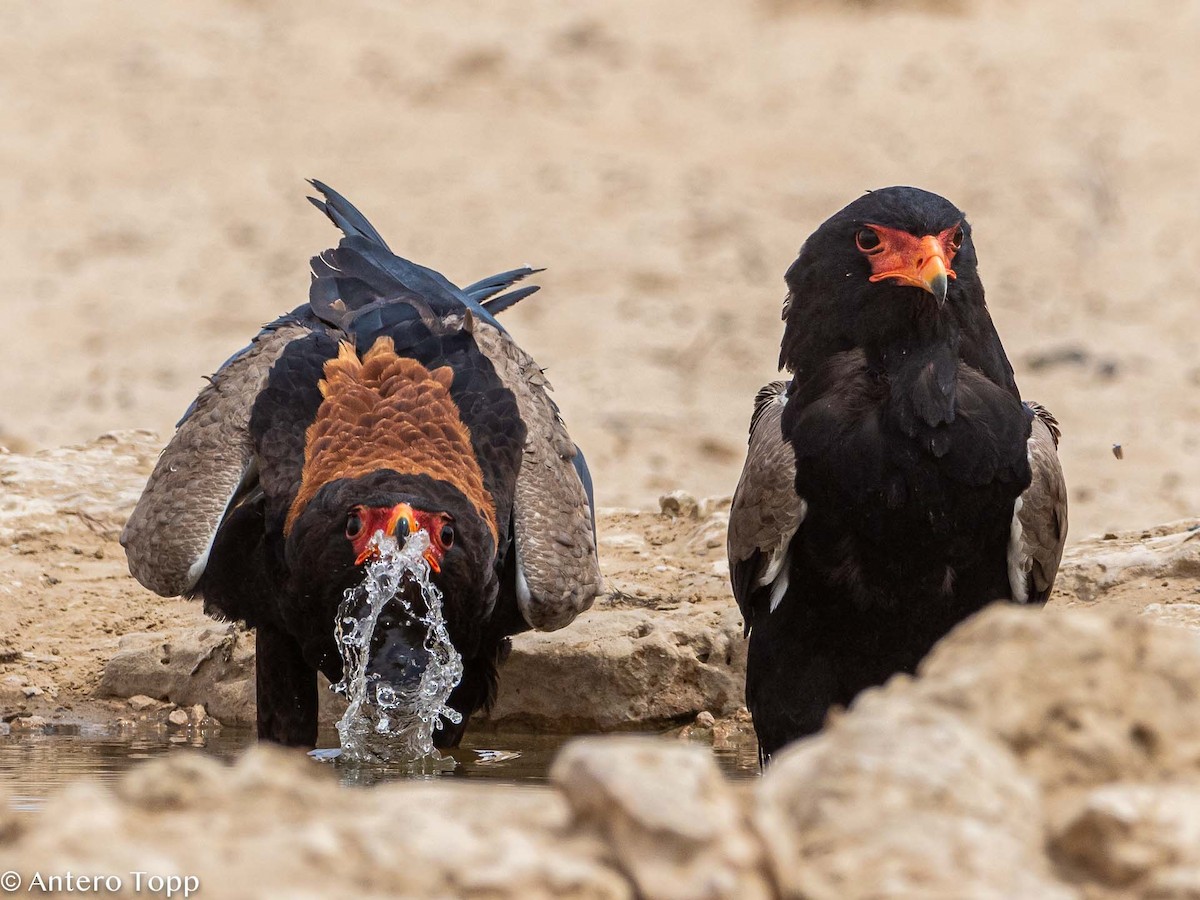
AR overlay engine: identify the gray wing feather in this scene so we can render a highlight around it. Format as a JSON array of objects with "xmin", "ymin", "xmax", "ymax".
[
  {"xmin": 728, "ymin": 381, "xmax": 806, "ymax": 619},
  {"xmin": 1016, "ymin": 403, "xmax": 1068, "ymax": 602},
  {"xmin": 120, "ymin": 322, "xmax": 312, "ymax": 596},
  {"xmin": 471, "ymin": 322, "xmax": 603, "ymax": 631}
]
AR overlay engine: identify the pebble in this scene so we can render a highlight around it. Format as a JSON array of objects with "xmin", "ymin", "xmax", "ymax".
[
  {"xmin": 168, "ymin": 709, "xmax": 190, "ymax": 726},
  {"xmin": 189, "ymin": 704, "xmax": 207, "ymax": 723},
  {"xmin": 128, "ymin": 695, "xmax": 159, "ymax": 711},
  {"xmin": 695, "ymin": 711, "xmax": 716, "ymax": 728},
  {"xmin": 21, "ymin": 686, "xmax": 42, "ymax": 698},
  {"xmin": 659, "ymin": 490, "xmax": 700, "ymax": 519}
]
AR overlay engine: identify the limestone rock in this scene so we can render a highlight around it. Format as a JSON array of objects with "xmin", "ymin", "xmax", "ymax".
[
  {"xmin": 1052, "ymin": 783, "xmax": 1200, "ymax": 890},
  {"xmin": 658, "ymin": 490, "xmax": 701, "ymax": 519},
  {"xmin": 553, "ymin": 737, "xmax": 771, "ymax": 900},
  {"xmin": 756, "ymin": 692, "xmax": 1073, "ymax": 899},
  {"xmin": 9, "ymin": 715, "xmax": 47, "ymax": 732},
  {"xmin": 4, "ymin": 746, "xmax": 629, "ymax": 899},
  {"xmin": 485, "ymin": 601, "xmax": 746, "ymax": 730},
  {"xmin": 1056, "ymin": 520, "xmax": 1200, "ymax": 604},
  {"xmin": 98, "ymin": 625, "xmax": 255, "ymax": 725},
  {"xmin": 913, "ymin": 605, "xmax": 1200, "ymax": 792},
  {"xmin": 116, "ymin": 752, "xmax": 228, "ymax": 811}
]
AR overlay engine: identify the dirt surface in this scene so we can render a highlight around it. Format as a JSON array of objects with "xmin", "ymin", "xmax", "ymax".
[
  {"xmin": 2, "ymin": 0, "xmax": 1198, "ymax": 541},
  {"xmin": 2, "ymin": 435, "xmax": 1197, "ymax": 736},
  {"xmin": 10, "ymin": 604, "xmax": 1200, "ymax": 898},
  {"xmin": 2, "ymin": 4, "xmax": 1200, "ymax": 894}
]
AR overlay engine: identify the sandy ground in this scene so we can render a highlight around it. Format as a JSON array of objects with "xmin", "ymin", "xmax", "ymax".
[
  {"xmin": 1, "ymin": 0, "xmax": 1197, "ymax": 543},
  {"xmin": 2, "ymin": 434, "xmax": 1197, "ymax": 735}
]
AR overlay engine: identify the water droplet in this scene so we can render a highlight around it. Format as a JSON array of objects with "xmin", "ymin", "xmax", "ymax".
[{"xmin": 332, "ymin": 529, "xmax": 464, "ymax": 764}]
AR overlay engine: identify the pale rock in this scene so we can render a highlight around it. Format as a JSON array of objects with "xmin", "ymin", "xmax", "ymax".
[
  {"xmin": 116, "ymin": 753, "xmax": 227, "ymax": 811},
  {"xmin": 914, "ymin": 605, "xmax": 1200, "ymax": 792},
  {"xmin": 1141, "ymin": 602, "xmax": 1200, "ymax": 633},
  {"xmin": 4, "ymin": 747, "xmax": 627, "ymax": 899},
  {"xmin": 553, "ymin": 737, "xmax": 771, "ymax": 900},
  {"xmin": 1052, "ymin": 783, "xmax": 1200, "ymax": 889},
  {"xmin": 10, "ymin": 715, "xmax": 47, "ymax": 731},
  {"xmin": 167, "ymin": 708, "xmax": 189, "ymax": 726},
  {"xmin": 1056, "ymin": 519, "xmax": 1200, "ymax": 604},
  {"xmin": 1146, "ymin": 866, "xmax": 1200, "ymax": 900},
  {"xmin": 486, "ymin": 602, "xmax": 746, "ymax": 730},
  {"xmin": 756, "ymin": 692, "xmax": 1072, "ymax": 899},
  {"xmin": 658, "ymin": 490, "xmax": 700, "ymax": 519},
  {"xmin": 100, "ymin": 625, "xmax": 255, "ymax": 725}
]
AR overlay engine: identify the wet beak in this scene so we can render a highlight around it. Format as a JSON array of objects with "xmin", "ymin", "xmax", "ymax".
[
  {"xmin": 385, "ymin": 504, "xmax": 418, "ymax": 547},
  {"xmin": 352, "ymin": 502, "xmax": 444, "ymax": 573},
  {"xmin": 354, "ymin": 503, "xmax": 419, "ymax": 565}
]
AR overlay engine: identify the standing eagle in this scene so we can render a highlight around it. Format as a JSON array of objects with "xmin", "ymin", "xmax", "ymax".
[
  {"xmin": 122, "ymin": 182, "xmax": 602, "ymax": 748},
  {"xmin": 727, "ymin": 187, "xmax": 1067, "ymax": 763}
]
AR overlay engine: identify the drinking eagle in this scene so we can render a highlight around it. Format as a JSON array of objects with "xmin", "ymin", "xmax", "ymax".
[{"xmin": 122, "ymin": 182, "xmax": 602, "ymax": 748}]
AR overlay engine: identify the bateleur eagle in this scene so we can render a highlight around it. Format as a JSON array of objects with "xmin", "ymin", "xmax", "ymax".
[
  {"xmin": 728, "ymin": 187, "xmax": 1067, "ymax": 763},
  {"xmin": 122, "ymin": 182, "xmax": 602, "ymax": 749}
]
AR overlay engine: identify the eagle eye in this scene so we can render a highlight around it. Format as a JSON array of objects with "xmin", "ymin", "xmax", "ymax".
[
  {"xmin": 855, "ymin": 227, "xmax": 881, "ymax": 253},
  {"xmin": 439, "ymin": 523, "xmax": 455, "ymax": 549},
  {"xmin": 950, "ymin": 226, "xmax": 964, "ymax": 249},
  {"xmin": 345, "ymin": 509, "xmax": 364, "ymax": 540}
]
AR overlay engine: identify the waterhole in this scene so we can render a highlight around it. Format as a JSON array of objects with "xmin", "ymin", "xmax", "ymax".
[{"xmin": 0, "ymin": 724, "xmax": 758, "ymax": 812}]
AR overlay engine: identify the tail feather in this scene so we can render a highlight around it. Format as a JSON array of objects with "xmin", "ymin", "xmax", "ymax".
[
  {"xmin": 482, "ymin": 284, "xmax": 541, "ymax": 315},
  {"xmin": 306, "ymin": 180, "xmax": 545, "ymax": 331},
  {"xmin": 307, "ymin": 179, "xmax": 391, "ymax": 250},
  {"xmin": 463, "ymin": 267, "xmax": 545, "ymax": 303}
]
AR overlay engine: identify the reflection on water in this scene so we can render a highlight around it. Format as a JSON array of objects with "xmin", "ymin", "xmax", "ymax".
[
  {"xmin": 0, "ymin": 723, "xmax": 250, "ymax": 813},
  {"xmin": 0, "ymin": 722, "xmax": 759, "ymax": 812}
]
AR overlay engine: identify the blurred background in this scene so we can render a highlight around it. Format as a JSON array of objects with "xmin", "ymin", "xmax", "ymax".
[{"xmin": 1, "ymin": 0, "xmax": 1196, "ymax": 539}]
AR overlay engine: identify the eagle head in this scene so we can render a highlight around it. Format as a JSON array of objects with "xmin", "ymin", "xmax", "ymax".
[
  {"xmin": 283, "ymin": 470, "xmax": 498, "ymax": 744},
  {"xmin": 780, "ymin": 186, "xmax": 985, "ymax": 373}
]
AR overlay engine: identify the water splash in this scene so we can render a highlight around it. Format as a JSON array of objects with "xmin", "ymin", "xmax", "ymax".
[{"xmin": 332, "ymin": 529, "xmax": 463, "ymax": 765}]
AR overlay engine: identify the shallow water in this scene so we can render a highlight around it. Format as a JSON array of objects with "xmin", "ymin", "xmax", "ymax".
[
  {"xmin": 0, "ymin": 723, "xmax": 759, "ymax": 812},
  {"xmin": 333, "ymin": 530, "xmax": 464, "ymax": 764}
]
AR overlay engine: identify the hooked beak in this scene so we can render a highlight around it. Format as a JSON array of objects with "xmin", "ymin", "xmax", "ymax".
[
  {"xmin": 354, "ymin": 503, "xmax": 443, "ymax": 572},
  {"xmin": 861, "ymin": 225, "xmax": 958, "ymax": 307},
  {"xmin": 921, "ymin": 247, "xmax": 950, "ymax": 306}
]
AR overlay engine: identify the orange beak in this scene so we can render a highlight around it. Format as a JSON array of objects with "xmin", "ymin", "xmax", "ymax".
[
  {"xmin": 862, "ymin": 224, "xmax": 958, "ymax": 305},
  {"xmin": 353, "ymin": 503, "xmax": 417, "ymax": 566},
  {"xmin": 352, "ymin": 503, "xmax": 445, "ymax": 573}
]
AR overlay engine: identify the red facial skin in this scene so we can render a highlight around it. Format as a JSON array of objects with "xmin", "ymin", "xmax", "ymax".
[
  {"xmin": 856, "ymin": 222, "xmax": 963, "ymax": 296},
  {"xmin": 347, "ymin": 503, "xmax": 453, "ymax": 572}
]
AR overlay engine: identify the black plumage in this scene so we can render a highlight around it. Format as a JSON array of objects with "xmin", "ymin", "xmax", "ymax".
[
  {"xmin": 124, "ymin": 183, "xmax": 601, "ymax": 750},
  {"xmin": 729, "ymin": 187, "xmax": 1066, "ymax": 763}
]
